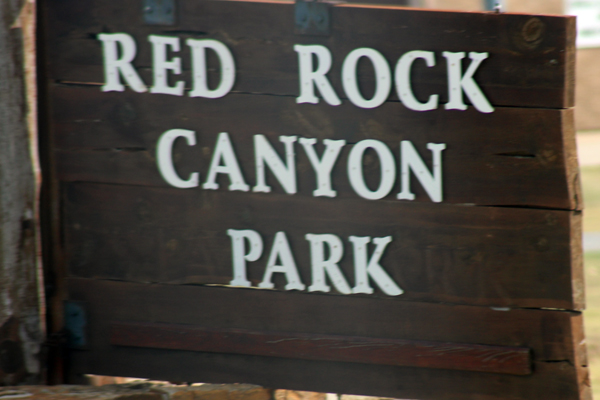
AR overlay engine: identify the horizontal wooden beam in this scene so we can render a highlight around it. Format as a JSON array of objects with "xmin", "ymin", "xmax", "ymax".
[
  {"xmin": 110, "ymin": 321, "xmax": 532, "ymax": 376},
  {"xmin": 64, "ymin": 182, "xmax": 582, "ymax": 310},
  {"xmin": 65, "ymin": 278, "xmax": 586, "ymax": 399},
  {"xmin": 49, "ymin": 87, "xmax": 580, "ymax": 210},
  {"xmin": 42, "ymin": 0, "xmax": 576, "ymax": 109}
]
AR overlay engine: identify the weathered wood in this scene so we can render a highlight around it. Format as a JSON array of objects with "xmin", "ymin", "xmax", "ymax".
[
  {"xmin": 0, "ymin": 0, "xmax": 42, "ymax": 384},
  {"xmin": 41, "ymin": 0, "xmax": 575, "ymax": 109},
  {"xmin": 570, "ymin": 312, "xmax": 592, "ymax": 399},
  {"xmin": 48, "ymin": 86, "xmax": 580, "ymax": 210},
  {"xmin": 111, "ymin": 321, "xmax": 533, "ymax": 375},
  {"xmin": 39, "ymin": 0, "xmax": 587, "ymax": 396},
  {"xmin": 67, "ymin": 278, "xmax": 587, "ymax": 400},
  {"xmin": 62, "ymin": 181, "xmax": 582, "ymax": 310},
  {"xmin": 69, "ymin": 278, "xmax": 580, "ymax": 363}
]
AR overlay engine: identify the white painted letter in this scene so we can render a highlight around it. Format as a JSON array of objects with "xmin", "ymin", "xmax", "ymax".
[
  {"xmin": 348, "ymin": 140, "xmax": 396, "ymax": 200},
  {"xmin": 227, "ymin": 229, "xmax": 263, "ymax": 287},
  {"xmin": 397, "ymin": 141, "xmax": 446, "ymax": 203},
  {"xmin": 259, "ymin": 232, "xmax": 305, "ymax": 291},
  {"xmin": 342, "ymin": 48, "xmax": 392, "ymax": 109},
  {"xmin": 306, "ymin": 234, "xmax": 351, "ymax": 294},
  {"xmin": 156, "ymin": 129, "xmax": 199, "ymax": 188},
  {"xmin": 443, "ymin": 51, "xmax": 494, "ymax": 113},
  {"xmin": 98, "ymin": 33, "xmax": 147, "ymax": 93},
  {"xmin": 253, "ymin": 135, "xmax": 297, "ymax": 194},
  {"xmin": 294, "ymin": 44, "xmax": 341, "ymax": 106},
  {"xmin": 299, "ymin": 138, "xmax": 346, "ymax": 197},
  {"xmin": 203, "ymin": 132, "xmax": 249, "ymax": 192},
  {"xmin": 349, "ymin": 236, "xmax": 403, "ymax": 296},
  {"xmin": 395, "ymin": 51, "xmax": 438, "ymax": 111},
  {"xmin": 149, "ymin": 35, "xmax": 184, "ymax": 96},
  {"xmin": 187, "ymin": 39, "xmax": 236, "ymax": 98}
]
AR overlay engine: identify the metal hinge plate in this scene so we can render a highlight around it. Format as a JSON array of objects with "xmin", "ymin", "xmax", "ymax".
[
  {"xmin": 295, "ymin": 0, "xmax": 331, "ymax": 36},
  {"xmin": 143, "ymin": 0, "xmax": 176, "ymax": 26},
  {"xmin": 64, "ymin": 301, "xmax": 88, "ymax": 349}
]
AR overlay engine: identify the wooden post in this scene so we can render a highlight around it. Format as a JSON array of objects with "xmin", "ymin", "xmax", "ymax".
[
  {"xmin": 39, "ymin": 1, "xmax": 589, "ymax": 398},
  {"xmin": 0, "ymin": 0, "xmax": 42, "ymax": 385}
]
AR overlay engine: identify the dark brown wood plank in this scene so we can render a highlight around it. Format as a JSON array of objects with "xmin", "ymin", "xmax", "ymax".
[
  {"xmin": 66, "ymin": 278, "xmax": 587, "ymax": 400},
  {"xmin": 42, "ymin": 0, "xmax": 575, "ymax": 109},
  {"xmin": 62, "ymin": 181, "xmax": 583, "ymax": 310},
  {"xmin": 39, "ymin": 0, "xmax": 588, "ymax": 397},
  {"xmin": 48, "ymin": 86, "xmax": 580, "ymax": 210},
  {"xmin": 70, "ymin": 279, "xmax": 576, "ymax": 362},
  {"xmin": 111, "ymin": 321, "xmax": 532, "ymax": 375},
  {"xmin": 70, "ymin": 351, "xmax": 587, "ymax": 400},
  {"xmin": 570, "ymin": 312, "xmax": 593, "ymax": 399}
]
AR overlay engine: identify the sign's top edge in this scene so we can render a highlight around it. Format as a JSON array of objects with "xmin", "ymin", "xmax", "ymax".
[
  {"xmin": 338, "ymin": 4, "xmax": 576, "ymax": 18},
  {"xmin": 214, "ymin": 0, "xmax": 576, "ymax": 19}
]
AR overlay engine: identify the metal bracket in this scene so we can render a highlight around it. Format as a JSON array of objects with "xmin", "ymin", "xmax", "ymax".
[
  {"xmin": 64, "ymin": 301, "xmax": 88, "ymax": 349},
  {"xmin": 143, "ymin": 0, "xmax": 176, "ymax": 26},
  {"xmin": 295, "ymin": 0, "xmax": 331, "ymax": 36}
]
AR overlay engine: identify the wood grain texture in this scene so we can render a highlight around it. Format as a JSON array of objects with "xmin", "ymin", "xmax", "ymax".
[
  {"xmin": 110, "ymin": 321, "xmax": 533, "ymax": 375},
  {"xmin": 38, "ymin": 0, "xmax": 587, "ymax": 396},
  {"xmin": 0, "ymin": 0, "xmax": 42, "ymax": 384},
  {"xmin": 41, "ymin": 0, "xmax": 575, "ymax": 109},
  {"xmin": 48, "ymin": 86, "xmax": 580, "ymax": 210},
  {"xmin": 66, "ymin": 278, "xmax": 588, "ymax": 400},
  {"xmin": 62, "ymin": 181, "xmax": 582, "ymax": 310}
]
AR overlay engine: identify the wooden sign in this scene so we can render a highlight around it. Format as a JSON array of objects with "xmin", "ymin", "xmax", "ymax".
[{"xmin": 40, "ymin": 1, "xmax": 589, "ymax": 399}]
